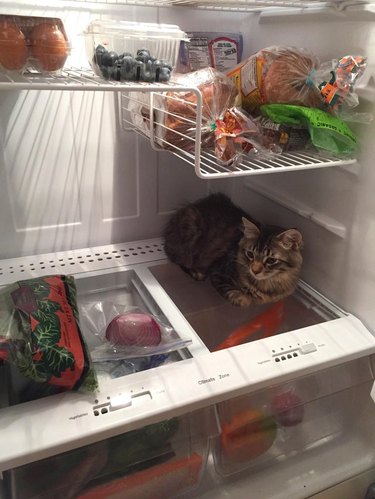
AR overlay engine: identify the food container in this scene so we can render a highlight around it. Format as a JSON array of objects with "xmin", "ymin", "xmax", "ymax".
[
  {"xmin": 0, "ymin": 14, "xmax": 70, "ymax": 74},
  {"xmin": 83, "ymin": 19, "xmax": 188, "ymax": 83}
]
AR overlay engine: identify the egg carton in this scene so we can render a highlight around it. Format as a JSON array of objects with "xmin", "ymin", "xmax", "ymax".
[{"xmin": 0, "ymin": 14, "xmax": 70, "ymax": 75}]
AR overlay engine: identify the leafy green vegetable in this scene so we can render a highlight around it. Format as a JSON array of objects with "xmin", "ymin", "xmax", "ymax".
[
  {"xmin": 1, "ymin": 275, "xmax": 98, "ymax": 392},
  {"xmin": 25, "ymin": 279, "xmax": 51, "ymax": 299},
  {"xmin": 14, "ymin": 349, "xmax": 49, "ymax": 383},
  {"xmin": 42, "ymin": 346, "xmax": 75, "ymax": 378},
  {"xmin": 33, "ymin": 320, "xmax": 61, "ymax": 347},
  {"xmin": 36, "ymin": 300, "xmax": 61, "ymax": 314},
  {"xmin": 108, "ymin": 418, "xmax": 180, "ymax": 469}
]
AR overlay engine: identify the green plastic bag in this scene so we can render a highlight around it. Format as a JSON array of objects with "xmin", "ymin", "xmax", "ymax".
[{"xmin": 260, "ymin": 104, "xmax": 357, "ymax": 155}]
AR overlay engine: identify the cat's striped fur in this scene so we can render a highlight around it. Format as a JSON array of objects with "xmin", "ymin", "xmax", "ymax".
[{"xmin": 163, "ymin": 193, "xmax": 303, "ymax": 307}]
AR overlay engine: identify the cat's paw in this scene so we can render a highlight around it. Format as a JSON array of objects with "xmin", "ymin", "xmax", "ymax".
[
  {"xmin": 190, "ymin": 270, "xmax": 207, "ymax": 281},
  {"xmin": 226, "ymin": 290, "xmax": 253, "ymax": 307}
]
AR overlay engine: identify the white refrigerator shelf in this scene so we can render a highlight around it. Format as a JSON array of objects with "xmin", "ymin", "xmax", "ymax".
[
  {"xmin": 0, "ymin": 67, "xmax": 356, "ymax": 179},
  {"xmin": 0, "ymin": 238, "xmax": 375, "ymax": 472}
]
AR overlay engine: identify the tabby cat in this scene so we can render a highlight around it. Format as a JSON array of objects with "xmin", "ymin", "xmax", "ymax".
[{"xmin": 163, "ymin": 193, "xmax": 303, "ymax": 307}]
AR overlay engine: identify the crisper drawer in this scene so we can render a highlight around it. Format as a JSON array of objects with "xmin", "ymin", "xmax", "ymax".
[
  {"xmin": 5, "ymin": 408, "xmax": 212, "ymax": 499},
  {"xmin": 212, "ymin": 357, "xmax": 375, "ymax": 479},
  {"xmin": 4, "ymin": 264, "xmax": 208, "ymax": 408}
]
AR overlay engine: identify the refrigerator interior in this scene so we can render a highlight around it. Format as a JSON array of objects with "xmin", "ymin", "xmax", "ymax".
[{"xmin": 1, "ymin": 0, "xmax": 375, "ymax": 498}]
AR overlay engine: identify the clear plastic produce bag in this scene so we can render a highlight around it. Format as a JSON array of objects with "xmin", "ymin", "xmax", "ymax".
[
  {"xmin": 79, "ymin": 301, "xmax": 192, "ymax": 361},
  {"xmin": 227, "ymin": 46, "xmax": 369, "ymax": 122},
  {"xmin": 0, "ymin": 275, "xmax": 97, "ymax": 392}
]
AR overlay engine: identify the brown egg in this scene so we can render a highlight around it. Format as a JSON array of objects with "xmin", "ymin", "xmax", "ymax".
[
  {"xmin": 30, "ymin": 22, "xmax": 69, "ymax": 72},
  {"xmin": 0, "ymin": 21, "xmax": 28, "ymax": 71}
]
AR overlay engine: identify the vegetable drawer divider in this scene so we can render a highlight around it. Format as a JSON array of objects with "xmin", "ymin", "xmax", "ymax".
[{"xmin": 0, "ymin": 66, "xmax": 357, "ymax": 178}]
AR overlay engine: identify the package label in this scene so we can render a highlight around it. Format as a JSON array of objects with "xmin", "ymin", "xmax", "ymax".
[
  {"xmin": 186, "ymin": 37, "xmax": 211, "ymax": 71},
  {"xmin": 227, "ymin": 55, "xmax": 264, "ymax": 113},
  {"xmin": 209, "ymin": 37, "xmax": 240, "ymax": 72},
  {"xmin": 180, "ymin": 32, "xmax": 243, "ymax": 73}
]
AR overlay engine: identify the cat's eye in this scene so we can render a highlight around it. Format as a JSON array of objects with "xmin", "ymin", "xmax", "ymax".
[
  {"xmin": 266, "ymin": 257, "xmax": 278, "ymax": 266},
  {"xmin": 245, "ymin": 250, "xmax": 254, "ymax": 260}
]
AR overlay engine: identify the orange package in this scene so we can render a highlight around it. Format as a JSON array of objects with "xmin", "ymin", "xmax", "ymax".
[{"xmin": 78, "ymin": 452, "xmax": 203, "ymax": 499}]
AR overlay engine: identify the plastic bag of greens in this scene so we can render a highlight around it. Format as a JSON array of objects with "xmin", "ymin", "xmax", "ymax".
[
  {"xmin": 260, "ymin": 104, "xmax": 357, "ymax": 155},
  {"xmin": 0, "ymin": 275, "xmax": 97, "ymax": 392}
]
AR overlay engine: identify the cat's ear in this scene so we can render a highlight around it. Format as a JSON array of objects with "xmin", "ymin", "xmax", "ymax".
[
  {"xmin": 277, "ymin": 229, "xmax": 303, "ymax": 251},
  {"xmin": 242, "ymin": 218, "xmax": 260, "ymax": 239}
]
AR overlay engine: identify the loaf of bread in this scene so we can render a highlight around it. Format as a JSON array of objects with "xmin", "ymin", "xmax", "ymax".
[
  {"xmin": 227, "ymin": 46, "xmax": 324, "ymax": 114},
  {"xmin": 261, "ymin": 47, "xmax": 323, "ymax": 108},
  {"xmin": 128, "ymin": 67, "xmax": 238, "ymax": 153}
]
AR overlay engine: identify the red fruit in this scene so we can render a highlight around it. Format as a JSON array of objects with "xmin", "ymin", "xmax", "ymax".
[
  {"xmin": 0, "ymin": 21, "xmax": 28, "ymax": 70},
  {"xmin": 106, "ymin": 312, "xmax": 162, "ymax": 347},
  {"xmin": 271, "ymin": 391, "xmax": 304, "ymax": 427}
]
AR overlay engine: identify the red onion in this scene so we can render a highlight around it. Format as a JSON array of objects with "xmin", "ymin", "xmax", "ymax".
[{"xmin": 105, "ymin": 312, "xmax": 162, "ymax": 347}]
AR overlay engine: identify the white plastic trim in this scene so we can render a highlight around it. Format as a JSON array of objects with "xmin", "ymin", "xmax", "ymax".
[
  {"xmin": 3, "ymin": 0, "xmax": 369, "ymax": 11},
  {"xmin": 245, "ymin": 181, "xmax": 348, "ymax": 238},
  {"xmin": 55, "ymin": 0, "xmax": 363, "ymax": 10},
  {"xmin": 0, "ymin": 238, "xmax": 166, "ymax": 285},
  {"xmin": 0, "ymin": 67, "xmax": 194, "ymax": 92}
]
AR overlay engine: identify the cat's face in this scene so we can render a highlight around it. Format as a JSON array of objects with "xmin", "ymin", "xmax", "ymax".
[{"xmin": 238, "ymin": 218, "xmax": 303, "ymax": 281}]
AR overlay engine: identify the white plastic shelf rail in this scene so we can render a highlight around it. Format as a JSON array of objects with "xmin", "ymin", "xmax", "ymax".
[
  {"xmin": 0, "ymin": 239, "xmax": 166, "ymax": 285},
  {"xmin": 62, "ymin": 0, "xmax": 365, "ymax": 10},
  {"xmin": 169, "ymin": 0, "xmax": 336, "ymax": 10},
  {"xmin": 0, "ymin": 235, "xmax": 344, "ymax": 324},
  {"xmin": 0, "ymin": 66, "xmax": 356, "ymax": 178},
  {"xmin": 0, "ymin": 67, "xmax": 190, "ymax": 91}
]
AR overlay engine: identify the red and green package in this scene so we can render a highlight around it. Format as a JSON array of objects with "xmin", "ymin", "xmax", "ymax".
[{"xmin": 0, "ymin": 275, "xmax": 97, "ymax": 391}]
